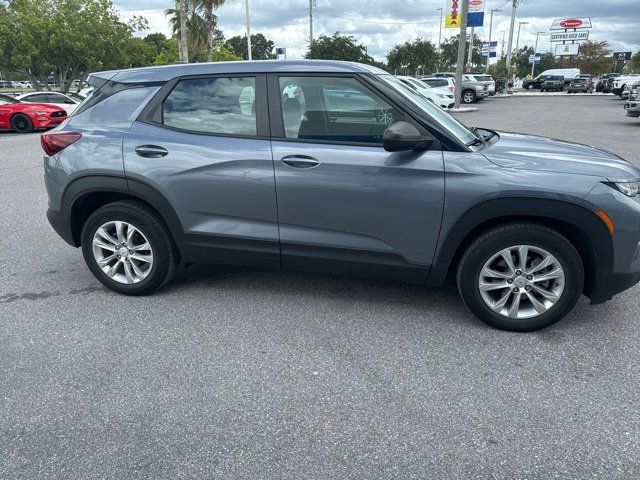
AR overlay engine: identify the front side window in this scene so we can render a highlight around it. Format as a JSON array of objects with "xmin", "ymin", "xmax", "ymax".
[
  {"xmin": 279, "ymin": 76, "xmax": 403, "ymax": 144},
  {"xmin": 163, "ymin": 76, "xmax": 257, "ymax": 136}
]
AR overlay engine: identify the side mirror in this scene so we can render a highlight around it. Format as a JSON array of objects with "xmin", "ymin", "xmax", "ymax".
[{"xmin": 383, "ymin": 121, "xmax": 434, "ymax": 152}]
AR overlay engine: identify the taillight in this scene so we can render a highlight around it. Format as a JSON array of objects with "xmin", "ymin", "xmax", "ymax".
[
  {"xmin": 40, "ymin": 131, "xmax": 82, "ymax": 156},
  {"xmin": 448, "ymin": 86, "xmax": 454, "ymax": 92}
]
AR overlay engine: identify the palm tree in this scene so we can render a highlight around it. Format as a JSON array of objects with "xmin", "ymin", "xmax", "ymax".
[
  {"xmin": 195, "ymin": 0, "xmax": 226, "ymax": 62},
  {"xmin": 166, "ymin": 2, "xmax": 208, "ymax": 62},
  {"xmin": 178, "ymin": 0, "xmax": 189, "ymax": 61}
]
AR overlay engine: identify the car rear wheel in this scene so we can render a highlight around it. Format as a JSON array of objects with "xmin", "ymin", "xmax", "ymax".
[
  {"xmin": 462, "ymin": 90, "xmax": 476, "ymax": 104},
  {"xmin": 81, "ymin": 200, "xmax": 179, "ymax": 295},
  {"xmin": 457, "ymin": 223, "xmax": 584, "ymax": 331},
  {"xmin": 10, "ymin": 113, "xmax": 34, "ymax": 133}
]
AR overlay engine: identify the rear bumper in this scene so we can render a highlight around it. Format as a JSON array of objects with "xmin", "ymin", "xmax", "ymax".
[
  {"xmin": 590, "ymin": 270, "xmax": 640, "ymax": 304},
  {"xmin": 47, "ymin": 207, "xmax": 77, "ymax": 246}
]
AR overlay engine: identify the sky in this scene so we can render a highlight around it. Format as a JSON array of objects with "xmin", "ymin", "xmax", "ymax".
[{"xmin": 114, "ymin": 0, "xmax": 640, "ymax": 62}]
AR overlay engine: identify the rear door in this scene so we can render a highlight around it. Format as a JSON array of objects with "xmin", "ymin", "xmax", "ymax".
[
  {"xmin": 268, "ymin": 74, "xmax": 445, "ymax": 281},
  {"xmin": 124, "ymin": 74, "xmax": 280, "ymax": 267}
]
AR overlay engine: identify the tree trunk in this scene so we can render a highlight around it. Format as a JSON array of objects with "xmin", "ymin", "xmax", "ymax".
[
  {"xmin": 179, "ymin": 0, "xmax": 189, "ymax": 62},
  {"xmin": 205, "ymin": 4, "xmax": 213, "ymax": 62},
  {"xmin": 26, "ymin": 72, "xmax": 40, "ymax": 91}
]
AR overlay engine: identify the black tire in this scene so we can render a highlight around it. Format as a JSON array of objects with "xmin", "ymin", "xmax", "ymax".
[
  {"xmin": 462, "ymin": 90, "xmax": 476, "ymax": 104},
  {"xmin": 540, "ymin": 88, "xmax": 544, "ymax": 92},
  {"xmin": 456, "ymin": 223, "xmax": 584, "ymax": 332},
  {"xmin": 81, "ymin": 200, "xmax": 179, "ymax": 295},
  {"xmin": 10, "ymin": 113, "xmax": 34, "ymax": 133}
]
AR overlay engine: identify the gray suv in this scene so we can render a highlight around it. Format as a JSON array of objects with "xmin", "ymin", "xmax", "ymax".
[{"xmin": 43, "ymin": 61, "xmax": 640, "ymax": 331}]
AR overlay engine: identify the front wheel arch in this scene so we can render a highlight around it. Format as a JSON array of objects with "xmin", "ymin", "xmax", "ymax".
[{"xmin": 427, "ymin": 198, "xmax": 613, "ymax": 298}]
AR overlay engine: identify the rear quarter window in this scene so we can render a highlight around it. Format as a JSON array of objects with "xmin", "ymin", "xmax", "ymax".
[{"xmin": 70, "ymin": 86, "xmax": 160, "ymax": 129}]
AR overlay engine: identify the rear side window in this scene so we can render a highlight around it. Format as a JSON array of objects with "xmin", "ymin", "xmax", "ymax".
[
  {"xmin": 163, "ymin": 77, "xmax": 257, "ymax": 136},
  {"xmin": 72, "ymin": 86, "xmax": 160, "ymax": 128},
  {"xmin": 424, "ymin": 79, "xmax": 448, "ymax": 88}
]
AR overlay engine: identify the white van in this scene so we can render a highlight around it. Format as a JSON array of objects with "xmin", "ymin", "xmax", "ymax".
[{"xmin": 538, "ymin": 68, "xmax": 580, "ymax": 82}]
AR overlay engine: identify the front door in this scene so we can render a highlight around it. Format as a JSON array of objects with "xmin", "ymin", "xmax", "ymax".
[{"xmin": 269, "ymin": 75, "xmax": 445, "ymax": 282}]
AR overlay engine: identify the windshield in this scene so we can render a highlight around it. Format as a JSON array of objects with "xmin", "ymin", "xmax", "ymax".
[{"xmin": 377, "ymin": 74, "xmax": 476, "ymax": 145}]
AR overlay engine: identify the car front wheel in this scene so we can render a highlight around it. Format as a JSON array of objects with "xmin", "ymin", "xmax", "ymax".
[
  {"xmin": 81, "ymin": 200, "xmax": 179, "ymax": 295},
  {"xmin": 11, "ymin": 113, "xmax": 34, "ymax": 133},
  {"xmin": 457, "ymin": 223, "xmax": 584, "ymax": 331}
]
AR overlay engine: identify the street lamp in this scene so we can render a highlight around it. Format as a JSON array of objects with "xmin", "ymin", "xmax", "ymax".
[
  {"xmin": 436, "ymin": 7, "xmax": 443, "ymax": 71},
  {"xmin": 530, "ymin": 31, "xmax": 545, "ymax": 79},
  {"xmin": 244, "ymin": 0, "xmax": 252, "ymax": 60},
  {"xmin": 485, "ymin": 8, "xmax": 502, "ymax": 73},
  {"xmin": 514, "ymin": 21, "xmax": 528, "ymax": 52}
]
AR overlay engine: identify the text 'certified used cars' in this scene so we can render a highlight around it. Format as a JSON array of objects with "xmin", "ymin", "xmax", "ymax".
[{"xmin": 42, "ymin": 61, "xmax": 640, "ymax": 331}]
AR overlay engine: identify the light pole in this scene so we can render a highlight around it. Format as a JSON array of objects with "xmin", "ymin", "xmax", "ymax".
[
  {"xmin": 436, "ymin": 7, "xmax": 443, "ymax": 71},
  {"xmin": 505, "ymin": 0, "xmax": 517, "ymax": 70},
  {"xmin": 515, "ymin": 21, "xmax": 528, "ymax": 52},
  {"xmin": 530, "ymin": 31, "xmax": 544, "ymax": 78},
  {"xmin": 244, "ymin": 0, "xmax": 252, "ymax": 60},
  {"xmin": 453, "ymin": 0, "xmax": 470, "ymax": 109},
  {"xmin": 485, "ymin": 8, "xmax": 501, "ymax": 73},
  {"xmin": 436, "ymin": 7, "xmax": 443, "ymax": 51}
]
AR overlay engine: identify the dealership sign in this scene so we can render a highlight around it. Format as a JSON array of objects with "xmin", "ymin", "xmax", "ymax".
[
  {"xmin": 555, "ymin": 43, "xmax": 580, "ymax": 56},
  {"xmin": 550, "ymin": 31, "xmax": 589, "ymax": 42},
  {"xmin": 613, "ymin": 52, "xmax": 632, "ymax": 61},
  {"xmin": 445, "ymin": 0, "xmax": 484, "ymax": 28},
  {"xmin": 550, "ymin": 17, "xmax": 592, "ymax": 30}
]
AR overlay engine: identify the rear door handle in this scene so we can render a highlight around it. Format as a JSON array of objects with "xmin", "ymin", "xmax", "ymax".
[
  {"xmin": 280, "ymin": 155, "xmax": 320, "ymax": 168},
  {"xmin": 135, "ymin": 145, "xmax": 168, "ymax": 158}
]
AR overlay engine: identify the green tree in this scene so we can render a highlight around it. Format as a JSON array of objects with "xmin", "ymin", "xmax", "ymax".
[
  {"xmin": 387, "ymin": 38, "xmax": 438, "ymax": 76},
  {"xmin": 0, "ymin": 0, "xmax": 147, "ymax": 92},
  {"xmin": 627, "ymin": 51, "xmax": 640, "ymax": 73},
  {"xmin": 440, "ymin": 34, "xmax": 483, "ymax": 71},
  {"xmin": 225, "ymin": 33, "xmax": 276, "ymax": 60},
  {"xmin": 193, "ymin": 0, "xmax": 226, "ymax": 62},
  {"xmin": 166, "ymin": 1, "xmax": 224, "ymax": 62},
  {"xmin": 511, "ymin": 47, "xmax": 558, "ymax": 78},
  {"xmin": 569, "ymin": 40, "xmax": 612, "ymax": 75},
  {"xmin": 306, "ymin": 32, "xmax": 377, "ymax": 65}
]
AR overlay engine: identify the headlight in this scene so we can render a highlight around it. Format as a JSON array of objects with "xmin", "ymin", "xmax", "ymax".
[
  {"xmin": 605, "ymin": 180, "xmax": 640, "ymax": 197},
  {"xmin": 33, "ymin": 111, "xmax": 49, "ymax": 115},
  {"xmin": 475, "ymin": 85, "xmax": 483, "ymax": 90}
]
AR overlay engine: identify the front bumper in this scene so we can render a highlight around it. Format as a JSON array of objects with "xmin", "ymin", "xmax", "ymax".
[
  {"xmin": 590, "ymin": 270, "xmax": 640, "ymax": 304},
  {"xmin": 625, "ymin": 101, "xmax": 640, "ymax": 117}
]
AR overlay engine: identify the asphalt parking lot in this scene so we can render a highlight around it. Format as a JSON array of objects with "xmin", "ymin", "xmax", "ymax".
[{"xmin": 1, "ymin": 95, "xmax": 639, "ymax": 479}]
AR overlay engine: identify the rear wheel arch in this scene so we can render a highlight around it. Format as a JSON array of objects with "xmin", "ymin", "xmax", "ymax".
[
  {"xmin": 63, "ymin": 175, "xmax": 184, "ymax": 250},
  {"xmin": 428, "ymin": 198, "xmax": 613, "ymax": 296}
]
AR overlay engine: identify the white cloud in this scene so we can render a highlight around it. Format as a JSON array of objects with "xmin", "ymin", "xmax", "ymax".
[{"xmin": 114, "ymin": 0, "xmax": 640, "ymax": 61}]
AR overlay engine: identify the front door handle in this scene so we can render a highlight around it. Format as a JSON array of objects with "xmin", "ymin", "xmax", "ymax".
[
  {"xmin": 280, "ymin": 155, "xmax": 320, "ymax": 168},
  {"xmin": 135, "ymin": 145, "xmax": 168, "ymax": 158}
]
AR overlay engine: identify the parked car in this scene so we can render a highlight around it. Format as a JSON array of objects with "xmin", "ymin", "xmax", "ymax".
[
  {"xmin": 419, "ymin": 76, "xmax": 455, "ymax": 95},
  {"xmin": 397, "ymin": 76, "xmax": 454, "ymax": 109},
  {"xmin": 42, "ymin": 60, "xmax": 640, "ymax": 332},
  {"xmin": 493, "ymin": 76, "xmax": 507, "ymax": 93},
  {"xmin": 567, "ymin": 77, "xmax": 594, "ymax": 93},
  {"xmin": 601, "ymin": 76, "xmax": 618, "ymax": 93},
  {"xmin": 465, "ymin": 74, "xmax": 496, "ymax": 95},
  {"xmin": 540, "ymin": 76, "xmax": 565, "ymax": 92},
  {"xmin": 0, "ymin": 80, "xmax": 13, "ymax": 88},
  {"xmin": 612, "ymin": 75, "xmax": 640, "ymax": 97},
  {"xmin": 428, "ymin": 73, "xmax": 488, "ymax": 103},
  {"xmin": 16, "ymin": 91, "xmax": 80, "ymax": 113},
  {"xmin": 0, "ymin": 93, "xmax": 67, "ymax": 132},
  {"xmin": 523, "ymin": 69, "xmax": 580, "ymax": 90},
  {"xmin": 595, "ymin": 73, "xmax": 619, "ymax": 92},
  {"xmin": 624, "ymin": 81, "xmax": 640, "ymax": 119}
]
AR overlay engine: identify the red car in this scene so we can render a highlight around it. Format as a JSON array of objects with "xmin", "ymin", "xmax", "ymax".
[{"xmin": 0, "ymin": 93, "xmax": 67, "ymax": 133}]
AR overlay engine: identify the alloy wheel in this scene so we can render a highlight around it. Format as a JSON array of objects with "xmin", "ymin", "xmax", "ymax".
[
  {"xmin": 92, "ymin": 221, "xmax": 154, "ymax": 284},
  {"xmin": 478, "ymin": 245, "xmax": 565, "ymax": 319}
]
